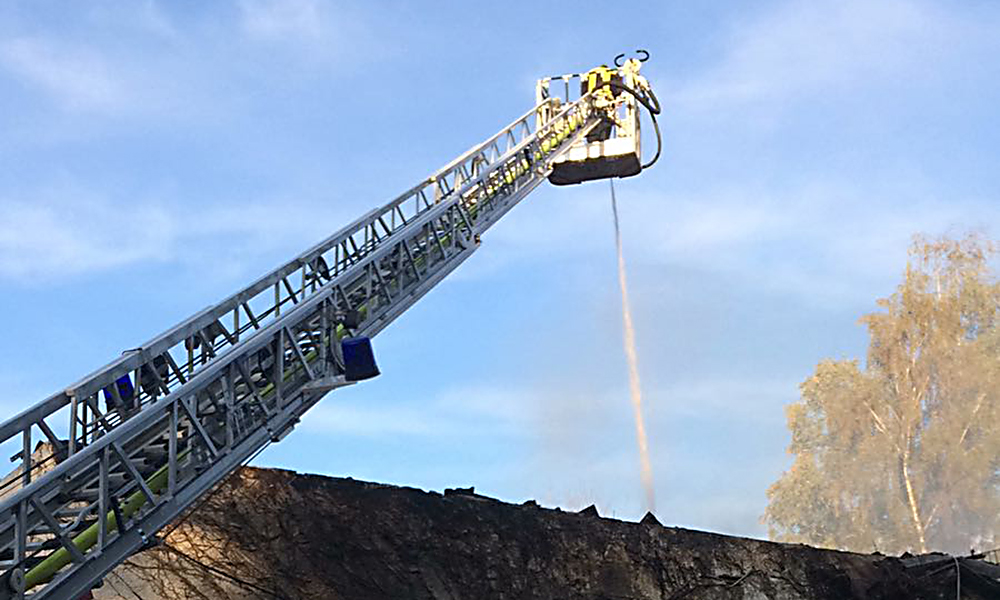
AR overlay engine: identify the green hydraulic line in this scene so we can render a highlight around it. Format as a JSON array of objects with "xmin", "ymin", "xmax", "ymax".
[
  {"xmin": 24, "ymin": 451, "xmax": 185, "ymax": 589},
  {"xmin": 24, "ymin": 332, "xmax": 337, "ymax": 589}
]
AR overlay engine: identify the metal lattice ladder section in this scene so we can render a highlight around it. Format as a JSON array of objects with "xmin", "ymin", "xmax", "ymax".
[{"xmin": 0, "ymin": 86, "xmax": 612, "ymax": 600}]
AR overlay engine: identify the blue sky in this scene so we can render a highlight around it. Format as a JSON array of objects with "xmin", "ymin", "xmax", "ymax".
[{"xmin": 2, "ymin": 0, "xmax": 1000, "ymax": 538}]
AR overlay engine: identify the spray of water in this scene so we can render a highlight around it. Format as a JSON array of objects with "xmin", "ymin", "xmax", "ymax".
[{"xmin": 610, "ymin": 180, "xmax": 656, "ymax": 514}]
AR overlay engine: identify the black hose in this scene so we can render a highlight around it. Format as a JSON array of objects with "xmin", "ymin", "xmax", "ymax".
[
  {"xmin": 644, "ymin": 86, "xmax": 661, "ymax": 114},
  {"xmin": 596, "ymin": 80, "xmax": 663, "ymax": 169},
  {"xmin": 645, "ymin": 111, "xmax": 662, "ymax": 170},
  {"xmin": 603, "ymin": 81, "xmax": 661, "ymax": 115}
]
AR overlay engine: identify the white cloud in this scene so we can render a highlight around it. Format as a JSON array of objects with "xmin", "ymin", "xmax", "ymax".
[
  {"xmin": 233, "ymin": 0, "xmax": 376, "ymax": 69},
  {"xmin": 0, "ymin": 185, "xmax": 357, "ymax": 283},
  {"xmin": 456, "ymin": 173, "xmax": 1000, "ymax": 311},
  {"xmin": 0, "ymin": 33, "xmax": 200, "ymax": 121},
  {"xmin": 668, "ymin": 0, "xmax": 969, "ymax": 111},
  {"xmin": 637, "ymin": 184, "xmax": 1000, "ymax": 306},
  {"xmin": 302, "ymin": 383, "xmax": 538, "ymax": 439},
  {"xmin": 0, "ymin": 196, "xmax": 174, "ymax": 279},
  {"xmin": 649, "ymin": 377, "xmax": 798, "ymax": 425},
  {"xmin": 62, "ymin": 1, "xmax": 179, "ymax": 42},
  {"xmin": 239, "ymin": 0, "xmax": 328, "ymax": 42},
  {"xmin": 295, "ymin": 374, "xmax": 796, "ymax": 531},
  {"xmin": 0, "ymin": 37, "xmax": 129, "ymax": 113},
  {"xmin": 0, "ymin": 2, "xmax": 362, "ymax": 124},
  {"xmin": 301, "ymin": 373, "xmax": 796, "ymax": 441},
  {"xmin": 300, "ymin": 401, "xmax": 440, "ymax": 437}
]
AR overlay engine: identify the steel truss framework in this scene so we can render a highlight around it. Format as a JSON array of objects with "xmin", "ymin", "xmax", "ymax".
[{"xmin": 0, "ymin": 86, "xmax": 619, "ymax": 599}]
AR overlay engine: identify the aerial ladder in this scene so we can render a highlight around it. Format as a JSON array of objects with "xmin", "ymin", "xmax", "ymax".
[{"xmin": 0, "ymin": 55, "xmax": 660, "ymax": 599}]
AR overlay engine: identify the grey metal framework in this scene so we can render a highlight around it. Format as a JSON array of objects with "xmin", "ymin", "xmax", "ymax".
[{"xmin": 0, "ymin": 78, "xmax": 626, "ymax": 599}]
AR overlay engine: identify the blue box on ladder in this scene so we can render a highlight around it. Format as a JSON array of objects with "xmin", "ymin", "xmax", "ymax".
[{"xmin": 342, "ymin": 336, "xmax": 380, "ymax": 381}]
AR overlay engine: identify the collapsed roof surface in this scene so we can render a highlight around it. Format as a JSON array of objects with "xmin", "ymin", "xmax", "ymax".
[{"xmin": 94, "ymin": 467, "xmax": 1000, "ymax": 600}]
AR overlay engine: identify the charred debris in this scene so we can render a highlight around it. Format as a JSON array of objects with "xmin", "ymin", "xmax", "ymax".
[{"xmin": 88, "ymin": 467, "xmax": 1000, "ymax": 600}]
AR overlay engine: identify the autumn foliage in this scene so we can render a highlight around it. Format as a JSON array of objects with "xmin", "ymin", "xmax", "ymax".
[{"xmin": 764, "ymin": 235, "xmax": 1000, "ymax": 555}]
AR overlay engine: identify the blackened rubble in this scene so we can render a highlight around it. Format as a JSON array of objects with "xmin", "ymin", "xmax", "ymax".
[{"xmin": 101, "ymin": 467, "xmax": 1000, "ymax": 600}]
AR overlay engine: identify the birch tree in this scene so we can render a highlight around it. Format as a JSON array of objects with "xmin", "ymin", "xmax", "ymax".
[{"xmin": 764, "ymin": 235, "xmax": 1000, "ymax": 555}]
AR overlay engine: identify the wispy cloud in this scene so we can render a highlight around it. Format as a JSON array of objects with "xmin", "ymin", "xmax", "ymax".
[
  {"xmin": 300, "ymin": 402, "xmax": 440, "ymax": 437},
  {"xmin": 649, "ymin": 376, "xmax": 798, "ymax": 423},
  {"xmin": 0, "ymin": 1, "xmax": 366, "ymax": 125},
  {"xmin": 0, "ymin": 195, "xmax": 174, "ymax": 279},
  {"xmin": 235, "ymin": 0, "xmax": 368, "ymax": 64},
  {"xmin": 458, "ymin": 175, "xmax": 1000, "ymax": 310},
  {"xmin": 0, "ymin": 184, "xmax": 356, "ymax": 283},
  {"xmin": 302, "ymin": 384, "xmax": 538, "ymax": 439},
  {"xmin": 302, "ymin": 373, "xmax": 795, "ymax": 442},
  {"xmin": 85, "ymin": 0, "xmax": 179, "ymax": 40},
  {"xmin": 238, "ymin": 0, "xmax": 328, "ymax": 41},
  {"xmin": 0, "ymin": 37, "xmax": 129, "ymax": 113},
  {"xmin": 668, "ymin": 0, "xmax": 972, "ymax": 111},
  {"xmin": 630, "ymin": 183, "xmax": 1000, "ymax": 306}
]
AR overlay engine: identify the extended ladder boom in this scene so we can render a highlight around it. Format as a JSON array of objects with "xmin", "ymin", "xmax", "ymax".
[{"xmin": 0, "ymin": 60, "xmax": 656, "ymax": 599}]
